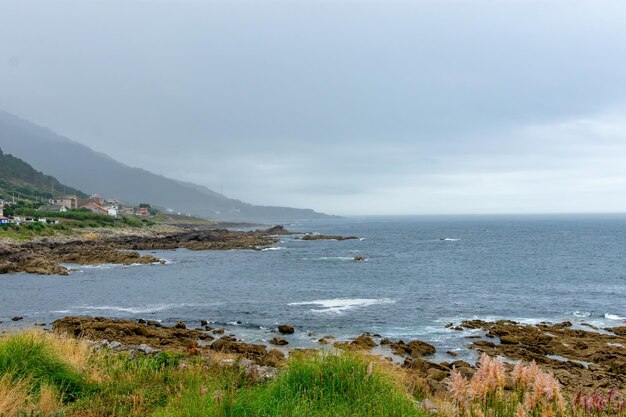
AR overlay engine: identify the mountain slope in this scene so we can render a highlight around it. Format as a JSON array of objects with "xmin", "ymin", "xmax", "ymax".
[
  {"xmin": 0, "ymin": 147, "xmax": 86, "ymax": 202},
  {"xmin": 0, "ymin": 111, "xmax": 329, "ymax": 221}
]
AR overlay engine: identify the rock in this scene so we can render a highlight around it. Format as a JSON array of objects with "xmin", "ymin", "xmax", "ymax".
[
  {"xmin": 211, "ymin": 336, "xmax": 267, "ymax": 359},
  {"xmin": 427, "ymin": 368, "xmax": 449, "ymax": 381},
  {"xmin": 137, "ymin": 343, "xmax": 159, "ymax": 354},
  {"xmin": 174, "ymin": 321, "xmax": 186, "ymax": 329},
  {"xmin": 380, "ymin": 338, "xmax": 392, "ymax": 345},
  {"xmin": 219, "ymin": 359, "xmax": 236, "ymax": 367},
  {"xmin": 147, "ymin": 320, "xmax": 161, "ymax": 327},
  {"xmin": 200, "ymin": 320, "xmax": 208, "ymax": 326},
  {"xmin": 204, "ymin": 325, "xmax": 213, "ymax": 331},
  {"xmin": 278, "ymin": 324, "xmax": 295, "ymax": 334},
  {"xmin": 406, "ymin": 340, "xmax": 436, "ymax": 357},
  {"xmin": 137, "ymin": 319, "xmax": 146, "ymax": 324},
  {"xmin": 11, "ymin": 316, "xmax": 23, "ymax": 321},
  {"xmin": 351, "ymin": 334, "xmax": 377, "ymax": 349},
  {"xmin": 607, "ymin": 326, "xmax": 626, "ymax": 336},
  {"xmin": 213, "ymin": 328, "xmax": 225, "ymax": 334},
  {"xmin": 52, "ymin": 316, "xmax": 211, "ymax": 353},
  {"xmin": 499, "ymin": 335, "xmax": 519, "ymax": 345},
  {"xmin": 354, "ymin": 256, "xmax": 365, "ymax": 261},
  {"xmin": 417, "ymin": 398, "xmax": 440, "ymax": 415},
  {"xmin": 446, "ymin": 351, "xmax": 458, "ymax": 357},
  {"xmin": 472, "ymin": 340, "xmax": 496, "ymax": 349},
  {"xmin": 457, "ymin": 367, "xmax": 476, "ymax": 379},
  {"xmin": 269, "ymin": 337, "xmax": 288, "ymax": 346}
]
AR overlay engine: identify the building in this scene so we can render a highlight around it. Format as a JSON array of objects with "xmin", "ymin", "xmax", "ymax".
[
  {"xmin": 52, "ymin": 195, "xmax": 79, "ymax": 209},
  {"xmin": 0, "ymin": 204, "xmax": 4, "ymax": 217},
  {"xmin": 0, "ymin": 215, "xmax": 10, "ymax": 224},
  {"xmin": 135, "ymin": 207, "xmax": 151, "ymax": 217},
  {"xmin": 80, "ymin": 202, "xmax": 108, "ymax": 215},
  {"xmin": 38, "ymin": 204, "xmax": 68, "ymax": 212},
  {"xmin": 89, "ymin": 194, "xmax": 105, "ymax": 204},
  {"xmin": 106, "ymin": 206, "xmax": 118, "ymax": 217}
]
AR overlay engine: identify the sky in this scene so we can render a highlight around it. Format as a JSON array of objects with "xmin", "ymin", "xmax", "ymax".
[{"xmin": 1, "ymin": 0, "xmax": 626, "ymax": 215}]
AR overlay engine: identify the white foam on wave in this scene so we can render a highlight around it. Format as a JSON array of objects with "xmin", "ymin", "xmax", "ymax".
[
  {"xmin": 56, "ymin": 303, "xmax": 215, "ymax": 315},
  {"xmin": 439, "ymin": 238, "xmax": 460, "ymax": 241},
  {"xmin": 288, "ymin": 298, "xmax": 395, "ymax": 314},
  {"xmin": 604, "ymin": 313, "xmax": 626, "ymax": 321},
  {"xmin": 261, "ymin": 247, "xmax": 285, "ymax": 251},
  {"xmin": 573, "ymin": 311, "xmax": 592, "ymax": 318},
  {"xmin": 301, "ymin": 256, "xmax": 355, "ymax": 261}
]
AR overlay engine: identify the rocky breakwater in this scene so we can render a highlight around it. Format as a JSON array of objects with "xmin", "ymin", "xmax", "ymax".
[{"xmin": 459, "ymin": 319, "xmax": 626, "ymax": 393}]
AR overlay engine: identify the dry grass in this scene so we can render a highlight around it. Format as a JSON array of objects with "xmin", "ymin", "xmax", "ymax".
[{"xmin": 0, "ymin": 374, "xmax": 31, "ymax": 417}]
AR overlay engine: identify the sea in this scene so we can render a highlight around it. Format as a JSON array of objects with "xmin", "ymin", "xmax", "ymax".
[{"xmin": 1, "ymin": 214, "xmax": 625, "ymax": 362}]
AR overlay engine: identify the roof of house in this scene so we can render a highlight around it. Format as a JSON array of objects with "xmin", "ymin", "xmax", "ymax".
[{"xmin": 81, "ymin": 202, "xmax": 108, "ymax": 211}]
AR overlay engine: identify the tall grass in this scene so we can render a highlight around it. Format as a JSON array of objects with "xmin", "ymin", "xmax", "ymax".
[
  {"xmin": 0, "ymin": 332, "xmax": 90, "ymax": 402},
  {"xmin": 447, "ymin": 353, "xmax": 626, "ymax": 417},
  {"xmin": 154, "ymin": 353, "xmax": 427, "ymax": 417}
]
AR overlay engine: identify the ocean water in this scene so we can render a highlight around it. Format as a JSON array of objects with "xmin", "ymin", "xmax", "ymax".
[{"xmin": 1, "ymin": 215, "xmax": 625, "ymax": 362}]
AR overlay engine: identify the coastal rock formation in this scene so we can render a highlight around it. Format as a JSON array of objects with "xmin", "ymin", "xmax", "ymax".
[
  {"xmin": 390, "ymin": 339, "xmax": 436, "ymax": 358},
  {"xmin": 269, "ymin": 337, "xmax": 288, "ymax": 346},
  {"xmin": 460, "ymin": 320, "xmax": 626, "ymax": 393},
  {"xmin": 0, "ymin": 225, "xmax": 288, "ymax": 275},
  {"xmin": 278, "ymin": 324, "xmax": 295, "ymax": 334},
  {"xmin": 52, "ymin": 316, "xmax": 212, "ymax": 353}
]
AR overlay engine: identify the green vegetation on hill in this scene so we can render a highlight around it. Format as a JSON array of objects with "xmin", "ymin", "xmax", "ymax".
[{"xmin": 0, "ymin": 147, "xmax": 86, "ymax": 203}]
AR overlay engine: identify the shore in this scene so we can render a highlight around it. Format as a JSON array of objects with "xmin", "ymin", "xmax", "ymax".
[
  {"xmin": 0, "ymin": 224, "xmax": 290, "ymax": 275},
  {"xmin": 1, "ymin": 315, "xmax": 624, "ymax": 417}
]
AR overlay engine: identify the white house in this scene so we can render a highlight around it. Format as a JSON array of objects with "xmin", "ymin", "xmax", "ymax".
[{"xmin": 106, "ymin": 206, "xmax": 118, "ymax": 217}]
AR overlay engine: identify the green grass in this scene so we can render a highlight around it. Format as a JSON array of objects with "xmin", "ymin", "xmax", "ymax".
[
  {"xmin": 0, "ymin": 332, "xmax": 427, "ymax": 417},
  {"xmin": 0, "ymin": 333, "xmax": 90, "ymax": 401},
  {"xmin": 154, "ymin": 353, "xmax": 426, "ymax": 417}
]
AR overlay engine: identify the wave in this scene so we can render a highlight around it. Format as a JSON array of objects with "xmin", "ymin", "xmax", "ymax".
[
  {"xmin": 261, "ymin": 247, "xmax": 285, "ymax": 251},
  {"xmin": 288, "ymin": 298, "xmax": 395, "ymax": 314},
  {"xmin": 302, "ymin": 256, "xmax": 356, "ymax": 261},
  {"xmin": 439, "ymin": 238, "xmax": 460, "ymax": 241},
  {"xmin": 604, "ymin": 313, "xmax": 626, "ymax": 321},
  {"xmin": 572, "ymin": 311, "xmax": 592, "ymax": 318},
  {"xmin": 56, "ymin": 303, "xmax": 215, "ymax": 315}
]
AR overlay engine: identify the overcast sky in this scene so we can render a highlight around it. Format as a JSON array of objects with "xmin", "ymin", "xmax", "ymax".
[{"xmin": 2, "ymin": 0, "xmax": 626, "ymax": 215}]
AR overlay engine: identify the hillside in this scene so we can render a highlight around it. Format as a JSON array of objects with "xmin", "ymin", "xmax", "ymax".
[
  {"xmin": 0, "ymin": 147, "xmax": 86, "ymax": 202},
  {"xmin": 0, "ymin": 111, "xmax": 330, "ymax": 221}
]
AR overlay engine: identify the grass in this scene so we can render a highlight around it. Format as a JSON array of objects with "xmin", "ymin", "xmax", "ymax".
[
  {"xmin": 0, "ymin": 332, "xmax": 90, "ymax": 402},
  {"xmin": 0, "ymin": 331, "xmax": 428, "ymax": 417}
]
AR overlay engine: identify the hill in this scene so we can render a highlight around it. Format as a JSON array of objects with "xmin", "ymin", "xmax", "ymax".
[
  {"xmin": 0, "ymin": 147, "xmax": 86, "ymax": 203},
  {"xmin": 0, "ymin": 111, "xmax": 330, "ymax": 221}
]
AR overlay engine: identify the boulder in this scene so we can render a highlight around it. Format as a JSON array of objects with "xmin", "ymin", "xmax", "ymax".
[
  {"xmin": 278, "ymin": 324, "xmax": 295, "ymax": 334},
  {"xmin": 269, "ymin": 337, "xmax": 288, "ymax": 346}
]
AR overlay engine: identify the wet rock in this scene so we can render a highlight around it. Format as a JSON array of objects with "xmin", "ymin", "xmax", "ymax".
[
  {"xmin": 174, "ymin": 321, "xmax": 187, "ymax": 330},
  {"xmin": 213, "ymin": 328, "xmax": 225, "ymax": 334},
  {"xmin": 200, "ymin": 320, "xmax": 208, "ymax": 326},
  {"xmin": 472, "ymin": 340, "xmax": 496, "ymax": 349},
  {"xmin": 446, "ymin": 351, "xmax": 458, "ymax": 357},
  {"xmin": 11, "ymin": 316, "xmax": 23, "ymax": 321},
  {"xmin": 211, "ymin": 336, "xmax": 267, "ymax": 359},
  {"xmin": 52, "ymin": 316, "xmax": 211, "ymax": 353},
  {"xmin": 269, "ymin": 337, "xmax": 288, "ymax": 346},
  {"xmin": 351, "ymin": 334, "xmax": 377, "ymax": 349},
  {"xmin": 353, "ymin": 256, "xmax": 365, "ymax": 261},
  {"xmin": 278, "ymin": 324, "xmax": 295, "ymax": 334},
  {"xmin": 607, "ymin": 326, "xmax": 626, "ymax": 337},
  {"xmin": 499, "ymin": 335, "xmax": 519, "ymax": 345}
]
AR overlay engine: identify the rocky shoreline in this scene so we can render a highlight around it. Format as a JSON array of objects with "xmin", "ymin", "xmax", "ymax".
[
  {"xmin": 0, "ymin": 224, "xmax": 292, "ymax": 275},
  {"xmin": 45, "ymin": 315, "xmax": 626, "ymax": 397}
]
